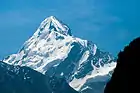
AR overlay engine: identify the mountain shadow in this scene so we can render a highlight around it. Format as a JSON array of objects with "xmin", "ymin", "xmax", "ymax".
[
  {"xmin": 0, "ymin": 61, "xmax": 78, "ymax": 93},
  {"xmin": 104, "ymin": 37, "xmax": 140, "ymax": 93}
]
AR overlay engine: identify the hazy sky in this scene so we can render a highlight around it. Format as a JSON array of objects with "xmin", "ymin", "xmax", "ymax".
[{"xmin": 0, "ymin": 0, "xmax": 139, "ymax": 59}]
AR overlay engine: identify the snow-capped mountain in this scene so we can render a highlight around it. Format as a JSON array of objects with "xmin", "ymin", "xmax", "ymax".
[{"xmin": 3, "ymin": 16, "xmax": 116, "ymax": 93}]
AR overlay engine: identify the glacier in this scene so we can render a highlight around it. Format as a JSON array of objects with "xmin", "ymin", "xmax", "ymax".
[{"xmin": 3, "ymin": 16, "xmax": 116, "ymax": 93}]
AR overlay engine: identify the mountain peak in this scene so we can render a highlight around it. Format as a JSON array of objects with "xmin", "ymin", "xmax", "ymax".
[
  {"xmin": 48, "ymin": 16, "xmax": 57, "ymax": 20},
  {"xmin": 46, "ymin": 16, "xmax": 60, "ymax": 24},
  {"xmin": 34, "ymin": 16, "xmax": 72, "ymax": 37},
  {"xmin": 3, "ymin": 16, "xmax": 116, "ymax": 93}
]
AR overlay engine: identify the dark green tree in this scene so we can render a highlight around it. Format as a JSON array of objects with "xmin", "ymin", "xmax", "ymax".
[{"xmin": 104, "ymin": 37, "xmax": 140, "ymax": 93}]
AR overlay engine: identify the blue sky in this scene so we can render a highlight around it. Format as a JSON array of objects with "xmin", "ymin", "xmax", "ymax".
[{"xmin": 0, "ymin": 0, "xmax": 139, "ymax": 59}]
